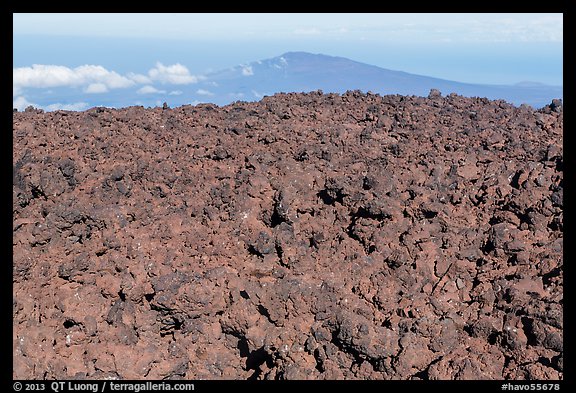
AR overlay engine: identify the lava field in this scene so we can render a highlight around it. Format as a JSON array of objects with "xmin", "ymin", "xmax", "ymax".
[{"xmin": 13, "ymin": 91, "xmax": 563, "ymax": 380}]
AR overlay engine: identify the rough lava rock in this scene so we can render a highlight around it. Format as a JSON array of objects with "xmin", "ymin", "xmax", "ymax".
[{"xmin": 13, "ymin": 91, "xmax": 563, "ymax": 380}]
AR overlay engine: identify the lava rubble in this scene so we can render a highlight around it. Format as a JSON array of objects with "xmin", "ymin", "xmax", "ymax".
[{"xmin": 13, "ymin": 91, "xmax": 563, "ymax": 380}]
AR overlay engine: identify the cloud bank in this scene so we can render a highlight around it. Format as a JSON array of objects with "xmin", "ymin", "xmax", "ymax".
[
  {"xmin": 13, "ymin": 64, "xmax": 135, "ymax": 91},
  {"xmin": 13, "ymin": 95, "xmax": 89, "ymax": 112},
  {"xmin": 13, "ymin": 61, "xmax": 201, "ymax": 111}
]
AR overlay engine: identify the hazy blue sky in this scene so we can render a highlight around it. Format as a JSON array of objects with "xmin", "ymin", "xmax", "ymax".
[
  {"xmin": 13, "ymin": 13, "xmax": 562, "ymax": 42},
  {"xmin": 13, "ymin": 13, "xmax": 563, "ymax": 111}
]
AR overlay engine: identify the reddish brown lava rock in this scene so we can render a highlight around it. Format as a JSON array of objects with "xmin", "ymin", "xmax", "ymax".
[{"xmin": 13, "ymin": 91, "xmax": 562, "ymax": 380}]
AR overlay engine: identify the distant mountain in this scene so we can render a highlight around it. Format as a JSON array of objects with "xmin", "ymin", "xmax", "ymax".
[
  {"xmin": 189, "ymin": 52, "xmax": 561, "ymax": 108},
  {"xmin": 16, "ymin": 52, "xmax": 562, "ymax": 111}
]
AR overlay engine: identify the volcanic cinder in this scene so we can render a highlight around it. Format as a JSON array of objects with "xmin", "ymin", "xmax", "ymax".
[{"xmin": 13, "ymin": 91, "xmax": 563, "ymax": 380}]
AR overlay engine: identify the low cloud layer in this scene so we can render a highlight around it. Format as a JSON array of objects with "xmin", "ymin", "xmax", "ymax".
[
  {"xmin": 13, "ymin": 95, "xmax": 88, "ymax": 112},
  {"xmin": 13, "ymin": 63, "xmax": 200, "ymax": 94},
  {"xmin": 44, "ymin": 101, "xmax": 90, "ymax": 111},
  {"xmin": 13, "ymin": 61, "xmax": 202, "ymax": 111},
  {"xmin": 13, "ymin": 64, "xmax": 135, "ymax": 91},
  {"xmin": 12, "ymin": 96, "xmax": 36, "ymax": 111}
]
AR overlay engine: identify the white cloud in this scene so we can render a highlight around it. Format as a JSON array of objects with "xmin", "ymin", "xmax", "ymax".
[
  {"xmin": 137, "ymin": 85, "xmax": 166, "ymax": 95},
  {"xmin": 127, "ymin": 72, "xmax": 152, "ymax": 84},
  {"xmin": 148, "ymin": 62, "xmax": 198, "ymax": 85},
  {"xmin": 13, "ymin": 96, "xmax": 36, "ymax": 111},
  {"xmin": 77, "ymin": 65, "xmax": 134, "ymax": 88},
  {"xmin": 84, "ymin": 83, "xmax": 109, "ymax": 94},
  {"xmin": 13, "ymin": 62, "xmax": 202, "ymax": 105},
  {"xmin": 12, "ymin": 62, "xmax": 206, "ymax": 111},
  {"xmin": 241, "ymin": 65, "xmax": 254, "ymax": 76},
  {"xmin": 196, "ymin": 89, "xmax": 214, "ymax": 96},
  {"xmin": 45, "ymin": 102, "xmax": 90, "ymax": 111},
  {"xmin": 252, "ymin": 90, "xmax": 264, "ymax": 99},
  {"xmin": 13, "ymin": 95, "xmax": 88, "ymax": 112},
  {"xmin": 13, "ymin": 64, "xmax": 135, "ymax": 91}
]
